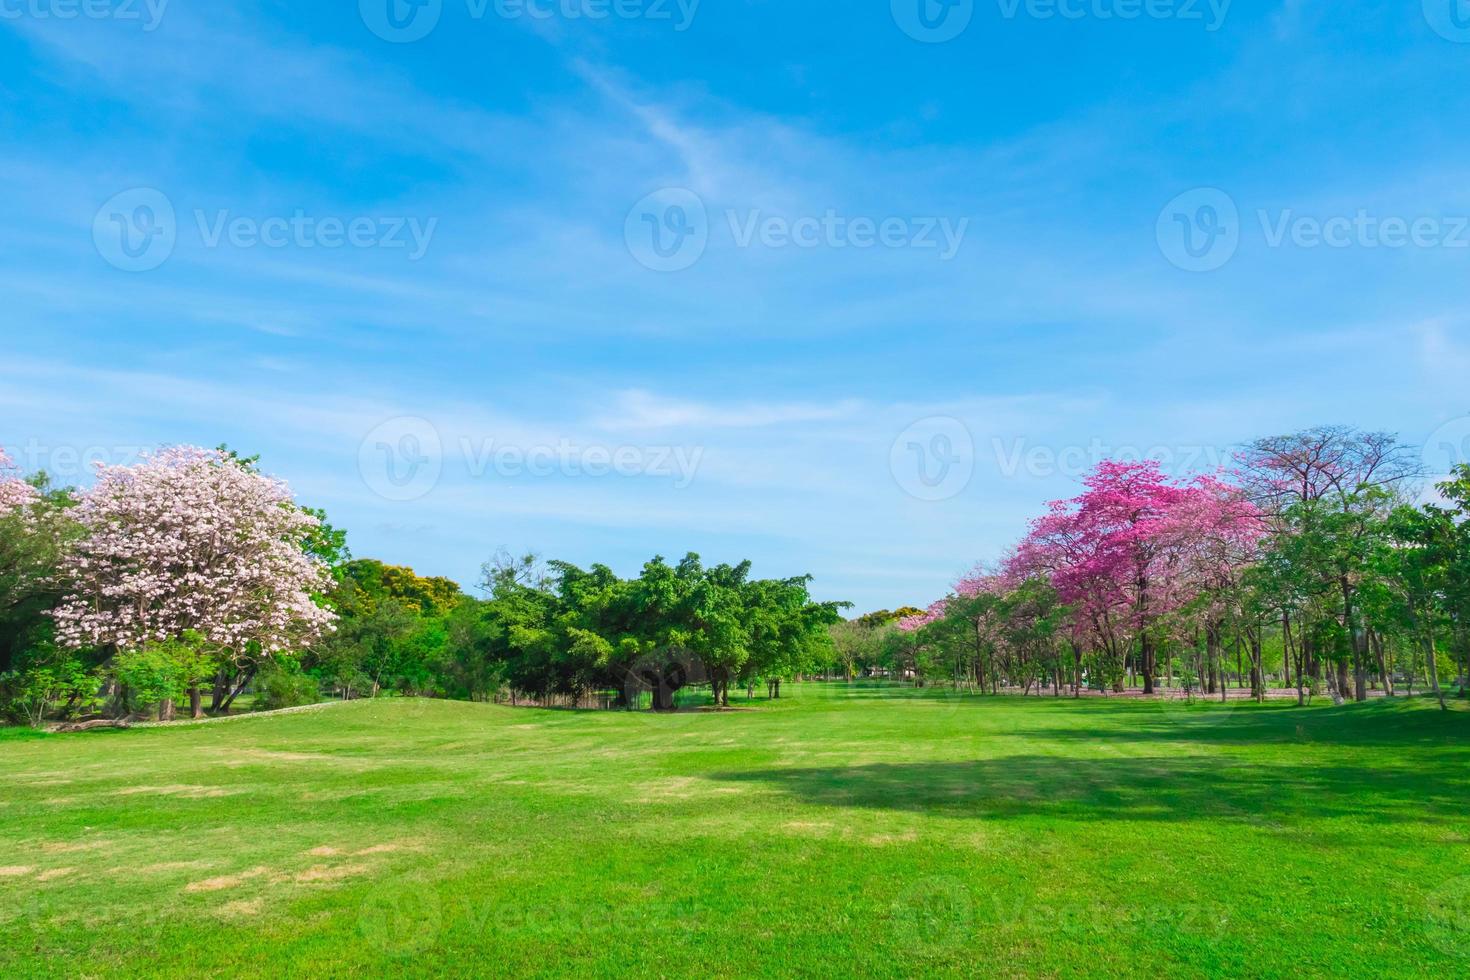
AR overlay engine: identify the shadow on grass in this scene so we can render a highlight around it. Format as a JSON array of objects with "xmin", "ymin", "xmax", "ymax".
[
  {"xmin": 1010, "ymin": 697, "xmax": 1470, "ymax": 748},
  {"xmin": 710, "ymin": 753, "xmax": 1470, "ymax": 826},
  {"xmin": 797, "ymin": 683, "xmax": 1470, "ymax": 747}
]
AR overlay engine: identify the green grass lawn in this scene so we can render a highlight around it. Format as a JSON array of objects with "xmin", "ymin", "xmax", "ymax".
[{"xmin": 2, "ymin": 685, "xmax": 1468, "ymax": 978}]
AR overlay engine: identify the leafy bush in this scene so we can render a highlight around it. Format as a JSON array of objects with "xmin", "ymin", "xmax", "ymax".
[
  {"xmin": 255, "ymin": 664, "xmax": 323, "ymax": 711},
  {"xmin": 0, "ymin": 655, "xmax": 102, "ymax": 727},
  {"xmin": 113, "ymin": 645, "xmax": 187, "ymax": 719}
]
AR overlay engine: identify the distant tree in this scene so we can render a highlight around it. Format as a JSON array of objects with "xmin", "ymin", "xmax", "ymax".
[
  {"xmin": 312, "ymin": 560, "xmax": 466, "ymax": 699},
  {"xmin": 829, "ymin": 617, "xmax": 891, "ymax": 680}
]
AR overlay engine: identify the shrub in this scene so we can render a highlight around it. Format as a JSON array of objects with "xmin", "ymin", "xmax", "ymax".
[
  {"xmin": 255, "ymin": 664, "xmax": 323, "ymax": 711},
  {"xmin": 113, "ymin": 645, "xmax": 187, "ymax": 719},
  {"xmin": 0, "ymin": 655, "xmax": 102, "ymax": 727}
]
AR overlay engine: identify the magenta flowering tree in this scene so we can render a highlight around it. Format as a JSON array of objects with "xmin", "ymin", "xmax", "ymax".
[
  {"xmin": 1150, "ymin": 474, "xmax": 1268, "ymax": 696},
  {"xmin": 52, "ymin": 446, "xmax": 336, "ymax": 716},
  {"xmin": 1008, "ymin": 461, "xmax": 1197, "ymax": 693}
]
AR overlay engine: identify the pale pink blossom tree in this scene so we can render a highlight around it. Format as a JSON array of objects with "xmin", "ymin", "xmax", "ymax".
[
  {"xmin": 51, "ymin": 446, "xmax": 336, "ymax": 716},
  {"xmin": 0, "ymin": 448, "xmax": 39, "ymax": 512}
]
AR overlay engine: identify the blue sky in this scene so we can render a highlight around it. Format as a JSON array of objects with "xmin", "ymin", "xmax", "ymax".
[{"xmin": 3, "ymin": 0, "xmax": 1470, "ymax": 612}]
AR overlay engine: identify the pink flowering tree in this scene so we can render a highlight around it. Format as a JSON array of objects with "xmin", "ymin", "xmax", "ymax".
[
  {"xmin": 1008, "ymin": 461, "xmax": 1195, "ymax": 692},
  {"xmin": 1000, "ymin": 461, "xmax": 1270, "ymax": 696},
  {"xmin": 894, "ymin": 566, "xmax": 1033, "ymax": 692},
  {"xmin": 0, "ymin": 448, "xmax": 39, "ymax": 513},
  {"xmin": 52, "ymin": 447, "xmax": 336, "ymax": 717},
  {"xmin": 1150, "ymin": 475, "xmax": 1267, "ymax": 698}
]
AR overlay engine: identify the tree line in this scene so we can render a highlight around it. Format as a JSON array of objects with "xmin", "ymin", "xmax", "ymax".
[
  {"xmin": 0, "ymin": 445, "xmax": 843, "ymax": 725},
  {"xmin": 5, "ymin": 426, "xmax": 1465, "ymax": 726},
  {"xmin": 880, "ymin": 427, "xmax": 1469, "ymax": 709}
]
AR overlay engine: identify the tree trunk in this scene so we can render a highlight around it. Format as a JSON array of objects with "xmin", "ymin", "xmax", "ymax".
[
  {"xmin": 219, "ymin": 666, "xmax": 256, "ymax": 713},
  {"xmin": 1140, "ymin": 632, "xmax": 1156, "ymax": 695},
  {"xmin": 210, "ymin": 668, "xmax": 229, "ymax": 712},
  {"xmin": 1425, "ymin": 632, "xmax": 1447, "ymax": 711},
  {"xmin": 1371, "ymin": 630, "xmax": 1393, "ymax": 696},
  {"xmin": 1249, "ymin": 629, "xmax": 1264, "ymax": 703},
  {"xmin": 189, "ymin": 684, "xmax": 203, "ymax": 720},
  {"xmin": 1284, "ymin": 613, "xmax": 1304, "ymax": 707},
  {"xmin": 1340, "ymin": 576, "xmax": 1367, "ymax": 702}
]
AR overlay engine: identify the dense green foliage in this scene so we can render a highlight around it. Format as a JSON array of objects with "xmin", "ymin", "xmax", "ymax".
[{"xmin": 309, "ymin": 553, "xmax": 845, "ymax": 710}]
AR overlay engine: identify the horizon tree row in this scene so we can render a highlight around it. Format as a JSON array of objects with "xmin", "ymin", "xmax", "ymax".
[
  {"xmin": 0, "ymin": 445, "xmax": 843, "ymax": 725},
  {"xmin": 883, "ymin": 427, "xmax": 1469, "ymax": 709}
]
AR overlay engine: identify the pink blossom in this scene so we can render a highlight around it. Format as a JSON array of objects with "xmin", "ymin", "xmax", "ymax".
[
  {"xmin": 0, "ymin": 447, "xmax": 39, "ymax": 512},
  {"xmin": 51, "ymin": 446, "xmax": 336, "ymax": 656}
]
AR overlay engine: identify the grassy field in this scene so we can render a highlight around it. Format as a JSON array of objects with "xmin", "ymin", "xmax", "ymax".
[{"xmin": 1, "ymin": 685, "xmax": 1468, "ymax": 978}]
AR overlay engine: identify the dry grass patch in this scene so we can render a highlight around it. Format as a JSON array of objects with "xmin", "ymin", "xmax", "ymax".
[
  {"xmin": 292, "ymin": 863, "xmax": 372, "ymax": 884},
  {"xmin": 215, "ymin": 898, "xmax": 264, "ymax": 919},
  {"xmin": 112, "ymin": 784, "xmax": 242, "ymax": 800},
  {"xmin": 184, "ymin": 866, "xmax": 271, "ymax": 893},
  {"xmin": 42, "ymin": 840, "xmax": 109, "ymax": 854}
]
